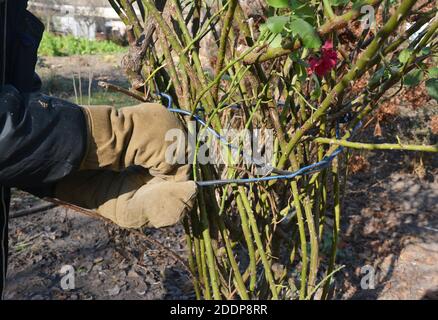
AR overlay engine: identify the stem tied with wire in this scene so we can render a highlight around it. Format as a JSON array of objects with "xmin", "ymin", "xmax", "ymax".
[{"xmin": 109, "ymin": 0, "xmax": 438, "ymax": 299}]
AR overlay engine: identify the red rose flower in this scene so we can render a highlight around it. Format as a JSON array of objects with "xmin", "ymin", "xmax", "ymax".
[{"xmin": 307, "ymin": 40, "xmax": 338, "ymax": 77}]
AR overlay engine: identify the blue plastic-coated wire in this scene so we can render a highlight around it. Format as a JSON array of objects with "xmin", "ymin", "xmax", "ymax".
[
  {"xmin": 159, "ymin": 92, "xmax": 174, "ymax": 109},
  {"xmin": 158, "ymin": 93, "xmax": 359, "ymax": 187},
  {"xmin": 195, "ymin": 145, "xmax": 345, "ymax": 187}
]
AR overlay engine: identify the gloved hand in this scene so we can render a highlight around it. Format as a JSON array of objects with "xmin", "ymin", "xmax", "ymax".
[{"xmin": 54, "ymin": 103, "xmax": 198, "ymax": 229}]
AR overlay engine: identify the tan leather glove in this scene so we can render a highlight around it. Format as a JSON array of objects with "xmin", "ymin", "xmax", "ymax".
[{"xmin": 55, "ymin": 103, "xmax": 198, "ymax": 229}]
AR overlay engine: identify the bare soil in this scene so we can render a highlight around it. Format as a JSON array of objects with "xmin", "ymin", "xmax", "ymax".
[
  {"xmin": 5, "ymin": 191, "xmax": 193, "ymax": 300},
  {"xmin": 337, "ymin": 150, "xmax": 438, "ymax": 300}
]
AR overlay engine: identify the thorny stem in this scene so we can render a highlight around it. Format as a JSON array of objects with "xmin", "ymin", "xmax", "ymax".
[
  {"xmin": 321, "ymin": 158, "xmax": 341, "ymax": 299},
  {"xmin": 213, "ymin": 0, "xmax": 238, "ymax": 102},
  {"xmin": 315, "ymin": 139, "xmax": 438, "ymax": 153}
]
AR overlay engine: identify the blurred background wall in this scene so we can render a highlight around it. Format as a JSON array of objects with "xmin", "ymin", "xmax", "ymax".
[{"xmin": 28, "ymin": 0, "xmax": 127, "ymax": 40}]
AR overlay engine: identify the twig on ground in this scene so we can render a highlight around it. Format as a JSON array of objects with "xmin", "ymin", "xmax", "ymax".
[{"xmin": 10, "ymin": 203, "xmax": 57, "ymax": 219}]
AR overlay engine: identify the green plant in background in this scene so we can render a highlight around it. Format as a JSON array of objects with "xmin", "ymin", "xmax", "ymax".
[
  {"xmin": 68, "ymin": 90, "xmax": 140, "ymax": 108},
  {"xmin": 38, "ymin": 32, "xmax": 127, "ymax": 56},
  {"xmin": 108, "ymin": 0, "xmax": 438, "ymax": 300}
]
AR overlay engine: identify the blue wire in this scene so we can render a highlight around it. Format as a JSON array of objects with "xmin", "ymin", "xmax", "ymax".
[
  {"xmin": 158, "ymin": 93, "xmax": 359, "ymax": 187},
  {"xmin": 159, "ymin": 92, "xmax": 174, "ymax": 109},
  {"xmin": 195, "ymin": 146, "xmax": 345, "ymax": 187}
]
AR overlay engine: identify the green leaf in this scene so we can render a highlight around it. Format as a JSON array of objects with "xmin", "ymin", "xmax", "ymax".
[
  {"xmin": 421, "ymin": 47, "xmax": 431, "ymax": 55},
  {"xmin": 399, "ymin": 49, "xmax": 411, "ymax": 64},
  {"xmin": 269, "ymin": 34, "xmax": 284, "ymax": 48},
  {"xmin": 425, "ymin": 78, "xmax": 438, "ymax": 102},
  {"xmin": 311, "ymin": 78, "xmax": 322, "ymax": 100},
  {"xmin": 428, "ymin": 67, "xmax": 438, "ymax": 78},
  {"xmin": 293, "ymin": 59, "xmax": 308, "ymax": 82},
  {"xmin": 404, "ymin": 69, "xmax": 424, "ymax": 87},
  {"xmin": 290, "ymin": 51, "xmax": 301, "ymax": 62},
  {"xmin": 266, "ymin": 16, "xmax": 289, "ymax": 34},
  {"xmin": 290, "ymin": 18, "xmax": 321, "ymax": 49},
  {"xmin": 259, "ymin": 23, "xmax": 269, "ymax": 35},
  {"xmin": 290, "ymin": 1, "xmax": 316, "ymax": 23},
  {"xmin": 368, "ymin": 67, "xmax": 385, "ymax": 87},
  {"xmin": 267, "ymin": 0, "xmax": 291, "ymax": 8}
]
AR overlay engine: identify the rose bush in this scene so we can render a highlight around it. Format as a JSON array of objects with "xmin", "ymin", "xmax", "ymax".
[{"xmin": 108, "ymin": 0, "xmax": 437, "ymax": 299}]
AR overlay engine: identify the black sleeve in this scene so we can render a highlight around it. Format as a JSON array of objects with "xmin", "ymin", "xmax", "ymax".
[
  {"xmin": 0, "ymin": 0, "xmax": 44, "ymax": 93},
  {"xmin": 0, "ymin": 186, "xmax": 10, "ymax": 300},
  {"xmin": 0, "ymin": 86, "xmax": 88, "ymax": 189}
]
